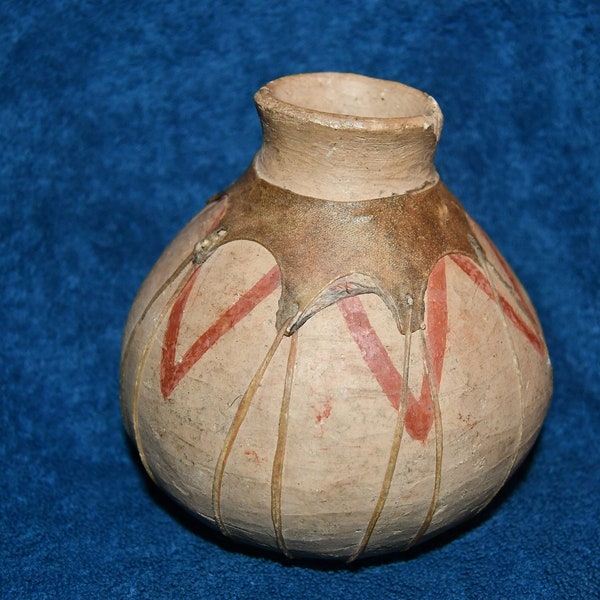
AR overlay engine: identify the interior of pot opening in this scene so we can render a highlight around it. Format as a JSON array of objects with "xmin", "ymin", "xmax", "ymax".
[{"xmin": 266, "ymin": 73, "xmax": 433, "ymax": 120}]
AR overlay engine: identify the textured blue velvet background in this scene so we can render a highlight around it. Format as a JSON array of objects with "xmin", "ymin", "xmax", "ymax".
[{"xmin": 2, "ymin": 1, "xmax": 598, "ymax": 598}]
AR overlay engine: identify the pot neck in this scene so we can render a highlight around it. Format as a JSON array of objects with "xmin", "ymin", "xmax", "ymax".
[{"xmin": 253, "ymin": 73, "xmax": 443, "ymax": 202}]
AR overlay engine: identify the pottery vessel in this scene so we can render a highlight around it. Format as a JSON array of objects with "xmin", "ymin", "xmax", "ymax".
[{"xmin": 120, "ymin": 73, "xmax": 552, "ymax": 560}]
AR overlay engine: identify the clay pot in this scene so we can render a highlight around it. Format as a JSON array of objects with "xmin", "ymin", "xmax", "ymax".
[{"xmin": 120, "ymin": 73, "xmax": 552, "ymax": 561}]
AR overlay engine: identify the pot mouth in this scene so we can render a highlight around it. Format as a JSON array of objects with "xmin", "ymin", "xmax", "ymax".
[{"xmin": 255, "ymin": 72, "xmax": 442, "ymax": 138}]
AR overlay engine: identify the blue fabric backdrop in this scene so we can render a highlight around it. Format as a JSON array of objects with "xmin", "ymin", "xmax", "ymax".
[{"xmin": 2, "ymin": 1, "xmax": 598, "ymax": 598}]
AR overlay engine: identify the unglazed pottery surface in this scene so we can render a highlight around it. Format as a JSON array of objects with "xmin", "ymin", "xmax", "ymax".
[{"xmin": 120, "ymin": 73, "xmax": 552, "ymax": 561}]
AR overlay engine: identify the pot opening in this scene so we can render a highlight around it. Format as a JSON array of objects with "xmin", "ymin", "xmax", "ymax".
[{"xmin": 259, "ymin": 72, "xmax": 438, "ymax": 123}]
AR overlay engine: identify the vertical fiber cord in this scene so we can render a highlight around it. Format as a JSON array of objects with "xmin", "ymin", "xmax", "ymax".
[
  {"xmin": 121, "ymin": 250, "xmax": 196, "ymax": 390},
  {"xmin": 271, "ymin": 331, "xmax": 298, "ymax": 558},
  {"xmin": 405, "ymin": 329, "xmax": 444, "ymax": 548},
  {"xmin": 212, "ymin": 317, "xmax": 293, "ymax": 535},
  {"xmin": 129, "ymin": 260, "xmax": 198, "ymax": 482},
  {"xmin": 471, "ymin": 237, "xmax": 525, "ymax": 511},
  {"xmin": 120, "ymin": 249, "xmax": 197, "ymax": 441},
  {"xmin": 347, "ymin": 298, "xmax": 414, "ymax": 562}
]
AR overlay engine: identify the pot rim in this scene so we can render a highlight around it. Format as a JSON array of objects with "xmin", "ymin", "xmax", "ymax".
[{"xmin": 255, "ymin": 72, "xmax": 442, "ymax": 138}]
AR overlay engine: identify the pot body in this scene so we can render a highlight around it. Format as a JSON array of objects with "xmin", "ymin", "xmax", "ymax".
[{"xmin": 120, "ymin": 74, "xmax": 552, "ymax": 560}]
